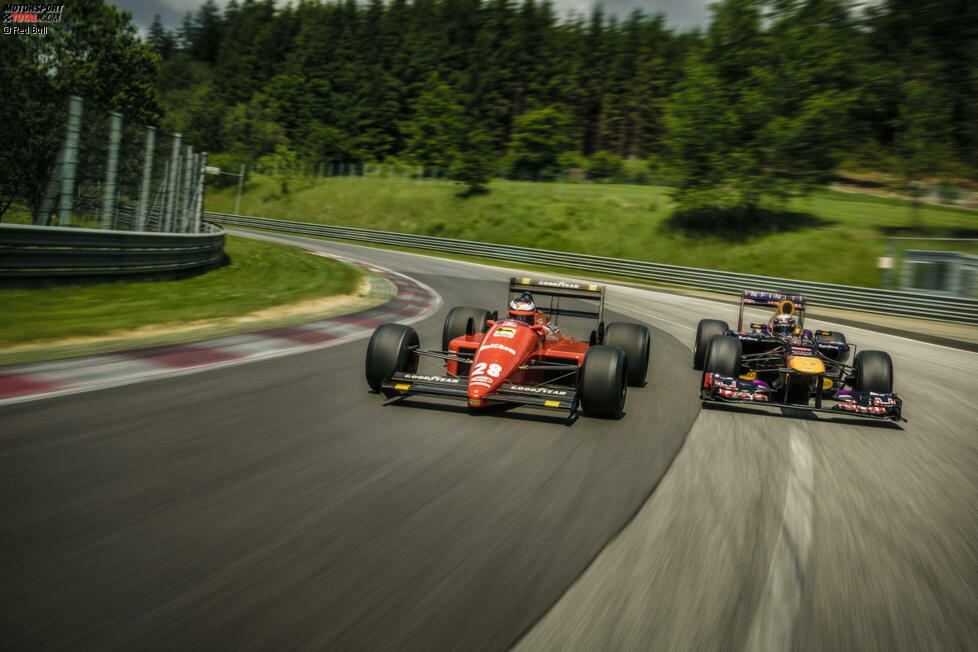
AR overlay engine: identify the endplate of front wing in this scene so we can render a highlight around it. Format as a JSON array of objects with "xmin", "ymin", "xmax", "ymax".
[{"xmin": 382, "ymin": 372, "xmax": 577, "ymax": 412}]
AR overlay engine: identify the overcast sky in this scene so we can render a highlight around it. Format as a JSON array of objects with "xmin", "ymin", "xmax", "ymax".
[{"xmin": 113, "ymin": 0, "xmax": 713, "ymax": 33}]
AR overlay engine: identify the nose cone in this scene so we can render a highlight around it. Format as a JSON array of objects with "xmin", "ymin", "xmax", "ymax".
[
  {"xmin": 466, "ymin": 319, "xmax": 537, "ymax": 404},
  {"xmin": 787, "ymin": 356, "xmax": 825, "ymax": 375}
]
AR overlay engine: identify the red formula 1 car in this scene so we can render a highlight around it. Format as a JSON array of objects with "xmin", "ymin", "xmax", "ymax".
[{"xmin": 364, "ymin": 277, "xmax": 651, "ymax": 418}]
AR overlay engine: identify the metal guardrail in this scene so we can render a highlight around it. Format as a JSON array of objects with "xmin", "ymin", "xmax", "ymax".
[
  {"xmin": 206, "ymin": 212, "xmax": 978, "ymax": 325},
  {"xmin": 0, "ymin": 222, "xmax": 226, "ymax": 282}
]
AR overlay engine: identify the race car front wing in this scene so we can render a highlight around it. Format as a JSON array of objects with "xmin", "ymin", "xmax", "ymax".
[
  {"xmin": 382, "ymin": 372, "xmax": 578, "ymax": 412},
  {"xmin": 701, "ymin": 373, "xmax": 904, "ymax": 421}
]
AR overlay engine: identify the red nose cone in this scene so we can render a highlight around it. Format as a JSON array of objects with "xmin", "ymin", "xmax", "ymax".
[{"xmin": 469, "ymin": 383, "xmax": 488, "ymax": 400}]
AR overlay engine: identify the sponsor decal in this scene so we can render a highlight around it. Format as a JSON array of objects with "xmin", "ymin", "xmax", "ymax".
[
  {"xmin": 401, "ymin": 374, "xmax": 461, "ymax": 384},
  {"xmin": 394, "ymin": 383, "xmax": 411, "ymax": 391},
  {"xmin": 492, "ymin": 327, "xmax": 516, "ymax": 339},
  {"xmin": 536, "ymin": 280, "xmax": 589, "ymax": 289},
  {"xmin": 482, "ymin": 342, "xmax": 516, "ymax": 355},
  {"xmin": 469, "ymin": 376, "xmax": 493, "ymax": 387},
  {"xmin": 544, "ymin": 400, "xmax": 562, "ymax": 408},
  {"xmin": 505, "ymin": 385, "xmax": 571, "ymax": 396}
]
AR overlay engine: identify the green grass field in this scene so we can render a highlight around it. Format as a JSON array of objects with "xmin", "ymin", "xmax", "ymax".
[
  {"xmin": 0, "ymin": 234, "xmax": 362, "ymax": 348},
  {"xmin": 205, "ymin": 174, "xmax": 977, "ymax": 288}
]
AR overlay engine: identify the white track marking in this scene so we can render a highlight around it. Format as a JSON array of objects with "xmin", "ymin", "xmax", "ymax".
[{"xmin": 745, "ymin": 425, "xmax": 815, "ymax": 651}]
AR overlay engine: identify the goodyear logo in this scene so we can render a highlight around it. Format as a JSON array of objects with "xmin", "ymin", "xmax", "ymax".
[
  {"xmin": 538, "ymin": 280, "xmax": 582, "ymax": 289},
  {"xmin": 506, "ymin": 385, "xmax": 571, "ymax": 396},
  {"xmin": 401, "ymin": 374, "xmax": 461, "ymax": 384}
]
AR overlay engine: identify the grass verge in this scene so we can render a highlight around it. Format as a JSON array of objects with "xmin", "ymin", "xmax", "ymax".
[
  {"xmin": 0, "ymin": 234, "xmax": 374, "ymax": 364},
  {"xmin": 207, "ymin": 174, "xmax": 978, "ymax": 287}
]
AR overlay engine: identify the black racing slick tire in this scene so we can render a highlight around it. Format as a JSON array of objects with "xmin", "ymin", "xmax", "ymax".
[
  {"xmin": 854, "ymin": 350, "xmax": 893, "ymax": 393},
  {"xmin": 365, "ymin": 323, "xmax": 420, "ymax": 392},
  {"xmin": 693, "ymin": 319, "xmax": 730, "ymax": 370},
  {"xmin": 442, "ymin": 306, "xmax": 493, "ymax": 351},
  {"xmin": 703, "ymin": 334, "xmax": 741, "ymax": 378},
  {"xmin": 604, "ymin": 322, "xmax": 651, "ymax": 386},
  {"xmin": 579, "ymin": 345, "xmax": 627, "ymax": 418}
]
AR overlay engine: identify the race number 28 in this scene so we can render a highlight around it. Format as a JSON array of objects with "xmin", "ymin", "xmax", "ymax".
[{"xmin": 472, "ymin": 362, "xmax": 503, "ymax": 377}]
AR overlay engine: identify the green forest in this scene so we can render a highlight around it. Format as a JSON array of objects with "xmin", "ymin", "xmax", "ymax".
[
  {"xmin": 2, "ymin": 0, "xmax": 977, "ymax": 219},
  {"xmin": 151, "ymin": 0, "xmax": 978, "ymax": 201}
]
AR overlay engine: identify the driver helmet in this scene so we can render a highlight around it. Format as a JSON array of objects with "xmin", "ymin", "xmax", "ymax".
[
  {"xmin": 773, "ymin": 313, "xmax": 796, "ymax": 337},
  {"xmin": 508, "ymin": 293, "xmax": 536, "ymax": 325}
]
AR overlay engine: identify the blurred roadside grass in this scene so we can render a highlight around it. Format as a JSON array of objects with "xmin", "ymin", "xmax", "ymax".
[
  {"xmin": 206, "ymin": 174, "xmax": 977, "ymax": 288},
  {"xmin": 0, "ymin": 235, "xmax": 361, "ymax": 347}
]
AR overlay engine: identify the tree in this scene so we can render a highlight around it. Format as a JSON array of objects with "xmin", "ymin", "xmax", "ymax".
[
  {"xmin": 663, "ymin": 0, "xmax": 860, "ymax": 217},
  {"xmin": 507, "ymin": 106, "xmax": 574, "ymax": 180},
  {"xmin": 148, "ymin": 15, "xmax": 176, "ymax": 60},
  {"xmin": 454, "ymin": 127, "xmax": 496, "ymax": 195},
  {"xmin": 403, "ymin": 75, "xmax": 462, "ymax": 172},
  {"xmin": 0, "ymin": 0, "xmax": 162, "ymax": 221}
]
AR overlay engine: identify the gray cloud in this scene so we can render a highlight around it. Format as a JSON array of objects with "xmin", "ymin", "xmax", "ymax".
[
  {"xmin": 551, "ymin": 0, "xmax": 711, "ymax": 28},
  {"xmin": 112, "ymin": 0, "xmax": 712, "ymax": 31}
]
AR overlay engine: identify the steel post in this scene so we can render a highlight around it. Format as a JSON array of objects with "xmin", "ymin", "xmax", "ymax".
[
  {"xmin": 57, "ymin": 96, "xmax": 83, "ymax": 226},
  {"xmin": 180, "ymin": 144, "xmax": 194, "ymax": 231},
  {"xmin": 165, "ymin": 133, "xmax": 182, "ymax": 232},
  {"xmin": 234, "ymin": 164, "xmax": 245, "ymax": 216},
  {"xmin": 194, "ymin": 152, "xmax": 207, "ymax": 233},
  {"xmin": 101, "ymin": 112, "xmax": 122, "ymax": 229},
  {"xmin": 135, "ymin": 126, "xmax": 155, "ymax": 231}
]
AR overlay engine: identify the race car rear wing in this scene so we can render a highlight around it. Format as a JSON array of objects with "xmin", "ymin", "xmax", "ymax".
[
  {"xmin": 738, "ymin": 289, "xmax": 807, "ymax": 332},
  {"xmin": 509, "ymin": 277, "xmax": 605, "ymax": 323}
]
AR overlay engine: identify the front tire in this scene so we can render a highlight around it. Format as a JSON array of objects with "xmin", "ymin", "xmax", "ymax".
[
  {"xmin": 694, "ymin": 319, "xmax": 729, "ymax": 370},
  {"xmin": 579, "ymin": 345, "xmax": 627, "ymax": 418},
  {"xmin": 854, "ymin": 350, "xmax": 893, "ymax": 393},
  {"xmin": 442, "ymin": 306, "xmax": 492, "ymax": 351},
  {"xmin": 365, "ymin": 324, "xmax": 420, "ymax": 392},
  {"xmin": 703, "ymin": 334, "xmax": 741, "ymax": 378},
  {"xmin": 604, "ymin": 322, "xmax": 651, "ymax": 386}
]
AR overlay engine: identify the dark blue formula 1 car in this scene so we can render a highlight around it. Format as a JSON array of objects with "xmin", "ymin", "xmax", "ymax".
[{"xmin": 693, "ymin": 290, "xmax": 904, "ymax": 421}]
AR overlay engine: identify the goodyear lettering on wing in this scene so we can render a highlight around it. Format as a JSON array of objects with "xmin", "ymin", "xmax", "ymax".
[
  {"xmin": 537, "ymin": 280, "xmax": 583, "ymax": 289},
  {"xmin": 401, "ymin": 374, "xmax": 461, "ymax": 384},
  {"xmin": 505, "ymin": 385, "xmax": 571, "ymax": 396}
]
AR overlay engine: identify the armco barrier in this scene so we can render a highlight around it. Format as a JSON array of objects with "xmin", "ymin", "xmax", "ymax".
[
  {"xmin": 206, "ymin": 212, "xmax": 978, "ymax": 325},
  {"xmin": 0, "ymin": 222, "xmax": 226, "ymax": 283}
]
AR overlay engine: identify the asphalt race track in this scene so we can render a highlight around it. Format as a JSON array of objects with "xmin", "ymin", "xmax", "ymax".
[{"xmin": 2, "ymin": 230, "xmax": 976, "ymax": 650}]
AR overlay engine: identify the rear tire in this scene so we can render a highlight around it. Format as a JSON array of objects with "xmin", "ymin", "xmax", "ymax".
[
  {"xmin": 703, "ymin": 335, "xmax": 741, "ymax": 378},
  {"xmin": 365, "ymin": 324, "xmax": 420, "ymax": 392},
  {"xmin": 579, "ymin": 345, "xmax": 627, "ymax": 418},
  {"xmin": 604, "ymin": 322, "xmax": 651, "ymax": 386},
  {"xmin": 854, "ymin": 350, "xmax": 893, "ymax": 393},
  {"xmin": 694, "ymin": 319, "xmax": 729, "ymax": 370},
  {"xmin": 442, "ymin": 306, "xmax": 492, "ymax": 351}
]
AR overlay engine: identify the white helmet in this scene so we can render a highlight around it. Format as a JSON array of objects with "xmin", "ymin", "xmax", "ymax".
[{"xmin": 508, "ymin": 293, "xmax": 536, "ymax": 324}]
